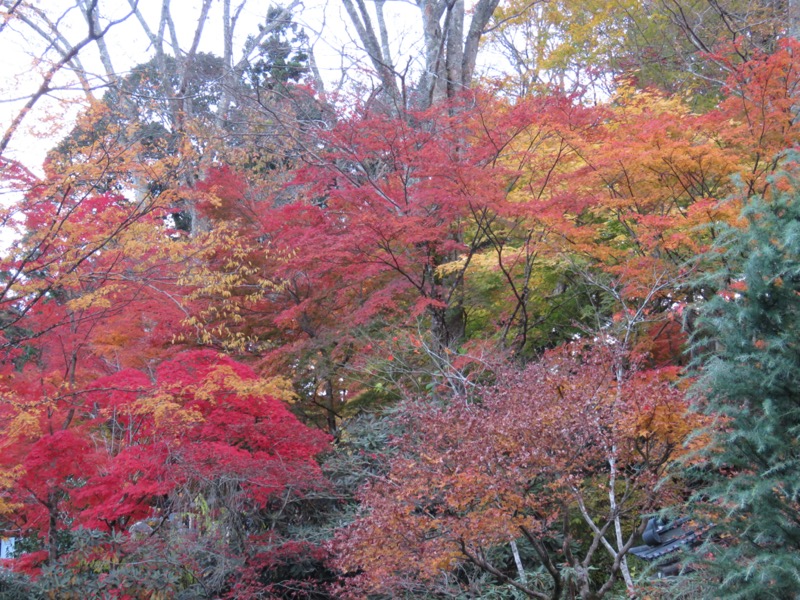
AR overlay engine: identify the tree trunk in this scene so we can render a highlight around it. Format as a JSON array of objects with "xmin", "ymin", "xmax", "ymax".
[
  {"xmin": 342, "ymin": 0, "xmax": 500, "ymax": 109},
  {"xmin": 47, "ymin": 496, "xmax": 59, "ymax": 564},
  {"xmin": 326, "ymin": 377, "xmax": 337, "ymax": 434}
]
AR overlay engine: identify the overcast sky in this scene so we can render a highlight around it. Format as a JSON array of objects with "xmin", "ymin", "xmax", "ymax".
[{"xmin": 0, "ymin": 0, "xmax": 429, "ymax": 170}]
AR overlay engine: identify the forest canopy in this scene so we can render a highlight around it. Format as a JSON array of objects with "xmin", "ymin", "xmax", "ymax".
[{"xmin": 0, "ymin": 1, "xmax": 798, "ymax": 598}]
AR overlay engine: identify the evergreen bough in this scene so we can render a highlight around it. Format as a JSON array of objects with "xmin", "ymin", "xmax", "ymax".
[{"xmin": 688, "ymin": 153, "xmax": 800, "ymax": 599}]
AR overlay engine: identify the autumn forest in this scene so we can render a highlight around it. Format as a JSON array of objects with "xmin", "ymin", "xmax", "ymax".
[{"xmin": 0, "ymin": 0, "xmax": 799, "ymax": 598}]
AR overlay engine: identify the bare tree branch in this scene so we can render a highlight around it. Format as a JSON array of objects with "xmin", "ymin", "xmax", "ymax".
[{"xmin": 0, "ymin": 0, "xmax": 136, "ymax": 156}]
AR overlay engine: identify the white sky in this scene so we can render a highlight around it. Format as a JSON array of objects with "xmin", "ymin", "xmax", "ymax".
[{"xmin": 0, "ymin": 0, "xmax": 427, "ymax": 171}]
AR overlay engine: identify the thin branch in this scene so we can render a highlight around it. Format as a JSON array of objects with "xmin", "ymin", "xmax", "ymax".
[{"xmin": 0, "ymin": 0, "xmax": 136, "ymax": 156}]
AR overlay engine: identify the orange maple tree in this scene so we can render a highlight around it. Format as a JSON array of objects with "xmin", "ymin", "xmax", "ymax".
[{"xmin": 333, "ymin": 342, "xmax": 704, "ymax": 598}]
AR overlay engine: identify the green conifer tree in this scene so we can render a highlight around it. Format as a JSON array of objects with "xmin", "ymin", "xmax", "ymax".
[{"xmin": 687, "ymin": 152, "xmax": 800, "ymax": 599}]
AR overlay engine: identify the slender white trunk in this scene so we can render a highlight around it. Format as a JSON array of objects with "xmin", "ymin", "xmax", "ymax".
[
  {"xmin": 510, "ymin": 539, "xmax": 526, "ymax": 583},
  {"xmin": 608, "ymin": 453, "xmax": 635, "ymax": 592}
]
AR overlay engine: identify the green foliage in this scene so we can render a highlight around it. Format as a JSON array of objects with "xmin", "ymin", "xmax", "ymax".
[
  {"xmin": 246, "ymin": 6, "xmax": 310, "ymax": 90},
  {"xmin": 0, "ymin": 570, "xmax": 38, "ymax": 600},
  {"xmin": 487, "ymin": 0, "xmax": 790, "ymax": 106},
  {"xmin": 684, "ymin": 151, "xmax": 800, "ymax": 598},
  {"xmin": 323, "ymin": 412, "xmax": 399, "ymax": 500}
]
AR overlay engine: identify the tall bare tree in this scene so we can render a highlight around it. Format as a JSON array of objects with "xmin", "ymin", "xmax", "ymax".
[
  {"xmin": 0, "ymin": 0, "xmax": 312, "ymax": 158},
  {"xmin": 0, "ymin": 0, "xmax": 136, "ymax": 156},
  {"xmin": 342, "ymin": 0, "xmax": 500, "ymax": 108}
]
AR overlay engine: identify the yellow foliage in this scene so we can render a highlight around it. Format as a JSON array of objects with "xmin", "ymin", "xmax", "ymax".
[
  {"xmin": 0, "ymin": 466, "xmax": 24, "ymax": 515},
  {"xmin": 134, "ymin": 393, "xmax": 204, "ymax": 431},
  {"xmin": 66, "ymin": 286, "xmax": 116, "ymax": 311},
  {"xmin": 259, "ymin": 376, "xmax": 298, "ymax": 404},
  {"xmin": 486, "ymin": 0, "xmax": 645, "ymax": 93},
  {"xmin": 2, "ymin": 409, "xmax": 43, "ymax": 445}
]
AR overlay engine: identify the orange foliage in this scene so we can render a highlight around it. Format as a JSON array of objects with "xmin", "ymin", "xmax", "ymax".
[{"xmin": 333, "ymin": 343, "xmax": 708, "ymax": 597}]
